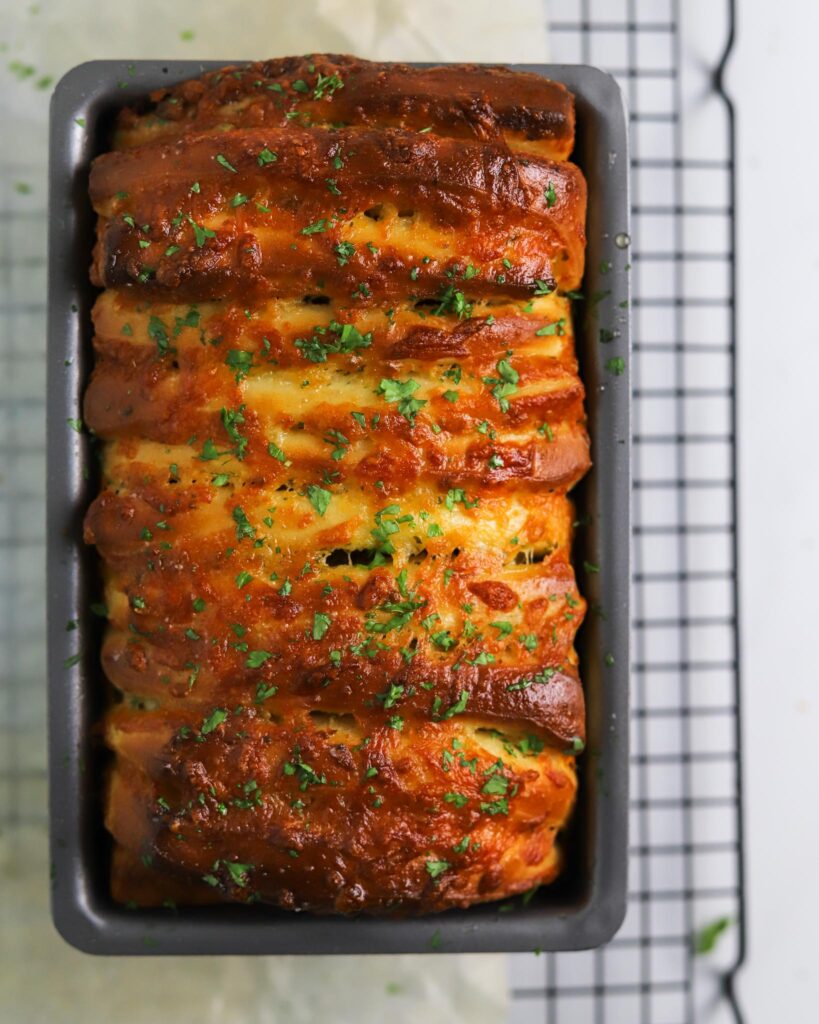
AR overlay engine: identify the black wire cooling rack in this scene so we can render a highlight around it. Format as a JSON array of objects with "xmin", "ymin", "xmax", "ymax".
[{"xmin": 509, "ymin": 0, "xmax": 744, "ymax": 1021}]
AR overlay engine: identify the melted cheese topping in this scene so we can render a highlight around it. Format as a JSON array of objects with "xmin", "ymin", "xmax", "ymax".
[{"xmin": 85, "ymin": 55, "xmax": 590, "ymax": 914}]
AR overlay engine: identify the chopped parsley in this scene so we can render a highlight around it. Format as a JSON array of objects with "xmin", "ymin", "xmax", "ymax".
[
  {"xmin": 482, "ymin": 358, "xmax": 519, "ymax": 412},
  {"xmin": 313, "ymin": 71, "xmax": 344, "ymax": 99},
  {"xmin": 295, "ymin": 321, "xmax": 371, "ymax": 363},
  {"xmin": 480, "ymin": 798, "xmax": 509, "ymax": 815},
  {"xmin": 147, "ymin": 315, "xmax": 173, "ymax": 357},
  {"xmin": 225, "ymin": 349, "xmax": 253, "ymax": 381},
  {"xmin": 491, "ymin": 621, "xmax": 514, "ymax": 638},
  {"xmin": 283, "ymin": 746, "xmax": 326, "ymax": 790},
  {"xmin": 301, "ymin": 218, "xmax": 328, "ymax": 235},
  {"xmin": 312, "ymin": 612, "xmax": 331, "ymax": 640},
  {"xmin": 267, "ymin": 441, "xmax": 289, "ymax": 464},
  {"xmin": 376, "ymin": 378, "xmax": 427, "ymax": 426},
  {"xmin": 255, "ymin": 681, "xmax": 278, "ymax": 702},
  {"xmin": 434, "ymin": 285, "xmax": 473, "ymax": 319},
  {"xmin": 333, "ymin": 241, "xmax": 355, "ymax": 265},
  {"xmin": 482, "ymin": 773, "xmax": 509, "ymax": 796},
  {"xmin": 366, "ymin": 592, "xmax": 425, "ymax": 636},
  {"xmin": 430, "ymin": 630, "xmax": 455, "ymax": 651},
  {"xmin": 535, "ymin": 318, "xmax": 566, "ymax": 337},
  {"xmin": 694, "ymin": 916, "xmax": 732, "ymax": 955},
  {"xmin": 518, "ymin": 734, "xmax": 546, "ymax": 756},
  {"xmin": 538, "ymin": 422, "xmax": 555, "ymax": 441},
  {"xmin": 324, "ymin": 428, "xmax": 350, "ymax": 461},
  {"xmin": 232, "ymin": 506, "xmax": 255, "ymax": 541},
  {"xmin": 425, "ymin": 858, "xmax": 450, "ymax": 880},
  {"xmin": 445, "ymin": 488, "xmax": 479, "ymax": 511},
  {"xmin": 257, "ymin": 147, "xmax": 278, "ymax": 165},
  {"xmin": 203, "ymin": 404, "xmax": 249, "ymax": 461},
  {"xmin": 215, "ymin": 153, "xmax": 237, "ymax": 173},
  {"xmin": 506, "ymin": 667, "xmax": 556, "ymax": 692},
  {"xmin": 438, "ymin": 690, "xmax": 469, "ymax": 719},
  {"xmin": 174, "ymin": 307, "xmax": 200, "ymax": 336},
  {"xmin": 544, "ymin": 181, "xmax": 557, "ymax": 207},
  {"xmin": 188, "ymin": 216, "xmax": 216, "ymax": 247},
  {"xmin": 376, "ymin": 682, "xmax": 406, "ymax": 709},
  {"xmin": 246, "ymin": 650, "xmax": 273, "ymax": 668},
  {"xmin": 200, "ymin": 708, "xmax": 228, "ymax": 734},
  {"xmin": 306, "ymin": 484, "xmax": 332, "ymax": 517},
  {"xmin": 444, "ymin": 792, "xmax": 468, "ymax": 808}
]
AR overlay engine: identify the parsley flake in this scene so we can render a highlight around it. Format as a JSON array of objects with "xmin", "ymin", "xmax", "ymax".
[
  {"xmin": 433, "ymin": 285, "xmax": 473, "ymax": 319},
  {"xmin": 445, "ymin": 488, "xmax": 479, "ymax": 511},
  {"xmin": 312, "ymin": 612, "xmax": 331, "ymax": 640},
  {"xmin": 246, "ymin": 650, "xmax": 273, "ymax": 668},
  {"xmin": 313, "ymin": 71, "xmax": 344, "ymax": 100},
  {"xmin": 301, "ymin": 218, "xmax": 328, "ymax": 235},
  {"xmin": 225, "ymin": 349, "xmax": 253, "ymax": 381},
  {"xmin": 147, "ymin": 315, "xmax": 173, "ymax": 357},
  {"xmin": 232, "ymin": 506, "xmax": 255, "ymax": 541},
  {"xmin": 333, "ymin": 240, "xmax": 355, "ymax": 265},
  {"xmin": 376, "ymin": 378, "xmax": 427, "ymax": 426},
  {"xmin": 306, "ymin": 484, "xmax": 332, "ymax": 517},
  {"xmin": 535, "ymin": 318, "xmax": 566, "ymax": 337},
  {"xmin": 201, "ymin": 708, "xmax": 228, "ymax": 734},
  {"xmin": 482, "ymin": 359, "xmax": 519, "ymax": 413},
  {"xmin": 425, "ymin": 858, "xmax": 450, "ymax": 880}
]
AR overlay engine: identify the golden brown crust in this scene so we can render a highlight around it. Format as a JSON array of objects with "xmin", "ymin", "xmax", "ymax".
[
  {"xmin": 105, "ymin": 708, "xmax": 575, "ymax": 913},
  {"xmin": 89, "ymin": 125, "xmax": 586, "ymax": 300},
  {"xmin": 86, "ymin": 56, "xmax": 589, "ymax": 915},
  {"xmin": 114, "ymin": 54, "xmax": 575, "ymax": 159}
]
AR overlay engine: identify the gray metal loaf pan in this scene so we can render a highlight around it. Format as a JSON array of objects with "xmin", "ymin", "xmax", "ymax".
[{"xmin": 47, "ymin": 59, "xmax": 630, "ymax": 955}]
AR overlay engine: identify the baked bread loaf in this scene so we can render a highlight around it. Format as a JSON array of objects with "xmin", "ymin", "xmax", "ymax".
[{"xmin": 84, "ymin": 54, "xmax": 589, "ymax": 914}]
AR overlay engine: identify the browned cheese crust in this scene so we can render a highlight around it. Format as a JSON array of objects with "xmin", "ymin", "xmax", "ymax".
[{"xmin": 84, "ymin": 55, "xmax": 589, "ymax": 915}]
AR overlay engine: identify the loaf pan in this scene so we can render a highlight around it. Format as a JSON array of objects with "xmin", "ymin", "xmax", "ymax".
[{"xmin": 47, "ymin": 60, "xmax": 630, "ymax": 955}]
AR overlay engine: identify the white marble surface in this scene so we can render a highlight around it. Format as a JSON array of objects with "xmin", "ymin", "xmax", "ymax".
[{"xmin": 729, "ymin": 0, "xmax": 819, "ymax": 1015}]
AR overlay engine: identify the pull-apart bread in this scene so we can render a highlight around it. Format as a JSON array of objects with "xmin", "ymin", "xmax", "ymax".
[{"xmin": 84, "ymin": 54, "xmax": 589, "ymax": 914}]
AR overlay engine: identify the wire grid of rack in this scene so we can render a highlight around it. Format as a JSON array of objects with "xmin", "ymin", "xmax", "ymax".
[
  {"xmin": 509, "ymin": 0, "xmax": 744, "ymax": 1021},
  {"xmin": 0, "ymin": 1, "xmax": 743, "ymax": 1020}
]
